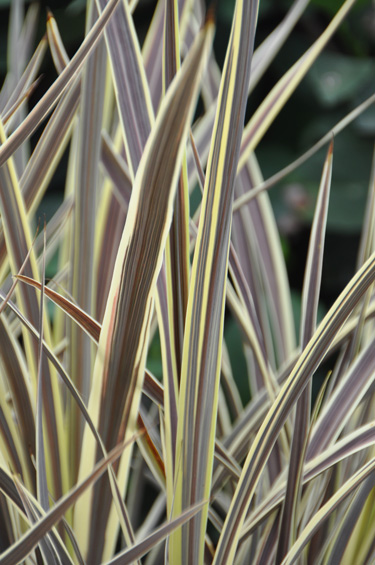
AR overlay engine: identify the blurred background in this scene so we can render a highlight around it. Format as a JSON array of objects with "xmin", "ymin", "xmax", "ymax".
[{"xmin": 1, "ymin": 0, "xmax": 374, "ymax": 315}]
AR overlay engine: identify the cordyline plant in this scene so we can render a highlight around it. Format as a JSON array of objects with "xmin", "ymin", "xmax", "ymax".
[{"xmin": 0, "ymin": 0, "xmax": 374, "ymax": 563}]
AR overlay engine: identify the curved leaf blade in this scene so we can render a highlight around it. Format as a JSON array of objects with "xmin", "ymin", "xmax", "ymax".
[
  {"xmin": 213, "ymin": 251, "xmax": 375, "ymax": 564},
  {"xmin": 75, "ymin": 20, "xmax": 214, "ymax": 560},
  {"xmin": 171, "ymin": 1, "xmax": 259, "ymax": 562}
]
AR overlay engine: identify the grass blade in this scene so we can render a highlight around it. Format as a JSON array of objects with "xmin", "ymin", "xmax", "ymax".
[
  {"xmin": 171, "ymin": 1, "xmax": 258, "ymax": 562},
  {"xmin": 105, "ymin": 501, "xmax": 207, "ymax": 565},
  {"xmin": 213, "ymin": 251, "xmax": 375, "ymax": 564},
  {"xmin": 233, "ymin": 93, "xmax": 375, "ymax": 211},
  {"xmin": 281, "ymin": 457, "xmax": 375, "ymax": 565},
  {"xmin": 160, "ymin": 0, "xmax": 192, "ymax": 518},
  {"xmin": 238, "ymin": 0, "xmax": 357, "ymax": 171},
  {"xmin": 276, "ymin": 140, "xmax": 333, "ymax": 561},
  {"xmin": 0, "ymin": 437, "xmax": 136, "ymax": 565},
  {"xmin": 69, "ymin": 2, "xmax": 107, "ymax": 479},
  {"xmin": 75, "ymin": 21, "xmax": 214, "ymax": 561},
  {"xmin": 0, "ymin": 0, "xmax": 120, "ymax": 167},
  {"xmin": 95, "ymin": 0, "xmax": 154, "ymax": 178}
]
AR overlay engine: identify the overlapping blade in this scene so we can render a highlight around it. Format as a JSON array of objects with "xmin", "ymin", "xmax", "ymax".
[
  {"xmin": 213, "ymin": 252, "xmax": 375, "ymax": 564},
  {"xmin": 170, "ymin": 1, "xmax": 258, "ymax": 562},
  {"xmin": 75, "ymin": 20, "xmax": 214, "ymax": 561}
]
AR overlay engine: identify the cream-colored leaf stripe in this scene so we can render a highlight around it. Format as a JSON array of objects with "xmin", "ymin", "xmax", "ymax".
[
  {"xmin": 276, "ymin": 141, "xmax": 333, "ymax": 561},
  {"xmin": 0, "ymin": 437, "xmax": 137, "ymax": 565},
  {"xmin": 74, "ymin": 21, "xmax": 214, "ymax": 560},
  {"xmin": 213, "ymin": 251, "xmax": 375, "ymax": 564},
  {"xmin": 282, "ymin": 457, "xmax": 375, "ymax": 565},
  {"xmin": 237, "ymin": 0, "xmax": 357, "ymax": 173},
  {"xmin": 161, "ymin": 0, "xmax": 192, "ymax": 520},
  {"xmin": 0, "ymin": 0, "xmax": 120, "ymax": 167},
  {"xmin": 171, "ymin": 1, "xmax": 258, "ymax": 562}
]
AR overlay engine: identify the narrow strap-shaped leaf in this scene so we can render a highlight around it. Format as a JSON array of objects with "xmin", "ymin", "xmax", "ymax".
[
  {"xmin": 249, "ymin": 0, "xmax": 310, "ymax": 90},
  {"xmin": 0, "ymin": 398, "xmax": 25, "ymax": 483},
  {"xmin": 155, "ymin": 266, "xmax": 179, "ymax": 500},
  {"xmin": 75, "ymin": 21, "xmax": 214, "ymax": 561},
  {"xmin": 327, "ymin": 475, "xmax": 375, "ymax": 565},
  {"xmin": 104, "ymin": 501, "xmax": 207, "ymax": 565},
  {"xmin": 0, "ymin": 436, "xmax": 137, "ymax": 565},
  {"xmin": 142, "ymin": 0, "xmax": 191, "ymax": 111},
  {"xmin": 100, "ymin": 132, "xmax": 132, "ymax": 207},
  {"xmin": 0, "ymin": 0, "xmax": 120, "ymax": 167},
  {"xmin": 162, "ymin": 0, "xmax": 191, "ymax": 362},
  {"xmin": 281, "ymin": 458, "xmax": 375, "ymax": 565},
  {"xmin": 276, "ymin": 141, "xmax": 333, "ymax": 561},
  {"xmin": 1, "ymin": 35, "xmax": 47, "ymax": 119},
  {"xmin": 341, "ymin": 150, "xmax": 375, "ymax": 361},
  {"xmin": 95, "ymin": 0, "xmax": 154, "ymax": 178},
  {"xmin": 1, "ymin": 283, "xmax": 142, "ymax": 556},
  {"xmin": 20, "ymin": 80, "xmax": 79, "ymax": 217},
  {"xmin": 229, "ymin": 1, "xmax": 323, "ymax": 367},
  {"xmin": 0, "ymin": 317, "xmax": 35, "ymax": 488},
  {"xmin": 137, "ymin": 409, "xmax": 166, "ymax": 488},
  {"xmin": 213, "ymin": 251, "xmax": 375, "ymax": 564},
  {"xmin": 46, "ymin": 9, "xmax": 69, "ymax": 73},
  {"xmin": 238, "ymin": 0, "xmax": 357, "ymax": 172},
  {"xmin": 190, "ymin": 120, "xmax": 284, "ymax": 417},
  {"xmin": 234, "ymin": 159, "xmax": 296, "ymax": 367},
  {"xmin": 171, "ymin": 1, "xmax": 258, "ymax": 562},
  {"xmin": 241, "ymin": 422, "xmax": 375, "ymax": 539},
  {"xmin": 36, "ymin": 225, "xmax": 49, "ymax": 514},
  {"xmin": 15, "ymin": 274, "xmax": 162, "ymax": 408},
  {"xmin": 188, "ymin": 7, "xmax": 305, "ymax": 369},
  {"xmin": 2, "ymin": 78, "xmax": 42, "ymax": 128},
  {"xmin": 226, "ymin": 282, "xmax": 280, "ymax": 404},
  {"xmin": 0, "ymin": 122, "xmax": 41, "ymax": 332},
  {"xmin": 160, "ymin": 0, "xmax": 192, "ymax": 514},
  {"xmin": 307, "ymin": 333, "xmax": 375, "ymax": 459},
  {"xmin": 16, "ymin": 274, "xmax": 101, "ymax": 341},
  {"xmin": 13, "ymin": 478, "xmax": 72, "ymax": 565},
  {"xmin": 226, "ymin": 277, "xmax": 290, "ymax": 481},
  {"xmin": 6, "ymin": 2, "xmax": 39, "ymax": 87},
  {"xmin": 233, "ymin": 93, "xmax": 375, "ymax": 211},
  {"xmin": 186, "ymin": 0, "xmax": 314, "ymax": 194},
  {"xmin": 4, "ymin": 2, "xmax": 39, "ymax": 175},
  {"xmin": 69, "ymin": 2, "xmax": 108, "ymax": 479},
  {"xmin": 357, "ymin": 147, "xmax": 375, "ymax": 269},
  {"xmin": 0, "ymin": 123, "xmax": 67, "ymax": 503},
  {"xmin": 93, "ymin": 169, "xmax": 127, "ymax": 322},
  {"xmin": 0, "ymin": 294, "xmax": 100, "ymax": 449},
  {"xmin": 301, "ymin": 141, "xmax": 333, "ymax": 347}
]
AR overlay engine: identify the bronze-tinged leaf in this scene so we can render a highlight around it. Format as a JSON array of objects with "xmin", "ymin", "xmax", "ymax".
[
  {"xmin": 213, "ymin": 252, "xmax": 375, "ymax": 565},
  {"xmin": 74, "ymin": 20, "xmax": 214, "ymax": 561},
  {"xmin": 0, "ymin": 0, "xmax": 120, "ymax": 167},
  {"xmin": 171, "ymin": 1, "xmax": 258, "ymax": 562},
  {"xmin": 15, "ymin": 275, "xmax": 101, "ymax": 342}
]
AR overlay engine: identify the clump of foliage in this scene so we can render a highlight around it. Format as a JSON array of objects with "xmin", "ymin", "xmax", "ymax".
[{"xmin": 0, "ymin": 0, "xmax": 374, "ymax": 563}]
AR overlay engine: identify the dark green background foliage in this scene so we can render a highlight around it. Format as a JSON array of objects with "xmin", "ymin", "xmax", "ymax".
[
  {"xmin": 221, "ymin": 0, "xmax": 374, "ymax": 306},
  {"xmin": 1, "ymin": 0, "xmax": 374, "ymax": 381},
  {"xmin": 1, "ymin": 0, "xmax": 373, "ymax": 297}
]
